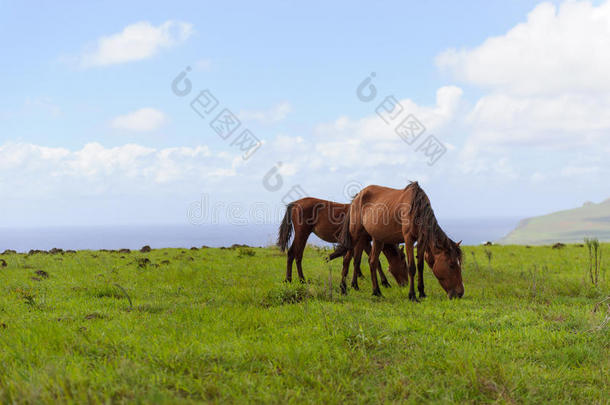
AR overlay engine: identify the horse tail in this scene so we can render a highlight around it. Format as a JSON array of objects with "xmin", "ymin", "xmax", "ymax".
[
  {"xmin": 277, "ymin": 203, "xmax": 295, "ymax": 252},
  {"xmin": 338, "ymin": 208, "xmax": 352, "ymax": 250},
  {"xmin": 327, "ymin": 207, "xmax": 353, "ymax": 261}
]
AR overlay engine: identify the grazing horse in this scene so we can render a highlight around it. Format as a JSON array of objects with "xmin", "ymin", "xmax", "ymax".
[
  {"xmin": 330, "ymin": 182, "xmax": 463, "ymax": 300},
  {"xmin": 277, "ymin": 198, "xmax": 408, "ymax": 292}
]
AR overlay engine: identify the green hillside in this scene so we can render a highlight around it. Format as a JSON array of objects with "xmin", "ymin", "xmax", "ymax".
[{"xmin": 500, "ymin": 199, "xmax": 610, "ymax": 245}]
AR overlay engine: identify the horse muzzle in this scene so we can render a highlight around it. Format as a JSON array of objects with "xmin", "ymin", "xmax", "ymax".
[{"xmin": 448, "ymin": 286, "xmax": 464, "ymax": 299}]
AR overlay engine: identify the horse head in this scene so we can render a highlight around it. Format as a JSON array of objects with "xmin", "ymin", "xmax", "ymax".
[
  {"xmin": 385, "ymin": 244, "xmax": 408, "ymax": 286},
  {"xmin": 427, "ymin": 240, "xmax": 464, "ymax": 299}
]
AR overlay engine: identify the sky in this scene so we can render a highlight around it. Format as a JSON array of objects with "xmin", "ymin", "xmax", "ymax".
[{"xmin": 1, "ymin": 0, "xmax": 609, "ymax": 227}]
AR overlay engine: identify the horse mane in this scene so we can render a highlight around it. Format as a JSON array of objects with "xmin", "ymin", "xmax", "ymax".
[{"xmin": 406, "ymin": 182, "xmax": 462, "ymax": 262}]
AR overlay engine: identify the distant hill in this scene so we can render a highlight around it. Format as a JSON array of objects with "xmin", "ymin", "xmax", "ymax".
[{"xmin": 499, "ymin": 199, "xmax": 610, "ymax": 245}]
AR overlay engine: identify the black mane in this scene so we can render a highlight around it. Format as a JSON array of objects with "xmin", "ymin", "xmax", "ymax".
[{"xmin": 406, "ymin": 182, "xmax": 462, "ymax": 262}]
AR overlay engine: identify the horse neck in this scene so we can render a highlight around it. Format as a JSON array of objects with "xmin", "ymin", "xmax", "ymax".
[{"xmin": 425, "ymin": 236, "xmax": 447, "ymax": 258}]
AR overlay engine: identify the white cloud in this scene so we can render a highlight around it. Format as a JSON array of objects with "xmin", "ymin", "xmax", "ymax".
[
  {"xmin": 0, "ymin": 143, "xmax": 69, "ymax": 172},
  {"xmin": 436, "ymin": 1, "xmax": 610, "ymax": 96},
  {"xmin": 311, "ymin": 86, "xmax": 464, "ymax": 169},
  {"xmin": 433, "ymin": 0, "xmax": 610, "ymax": 177},
  {"xmin": 238, "ymin": 102, "xmax": 292, "ymax": 124},
  {"xmin": 111, "ymin": 108, "xmax": 168, "ymax": 132},
  {"xmin": 469, "ymin": 93, "xmax": 604, "ymax": 133},
  {"xmin": 0, "ymin": 142, "xmax": 231, "ymax": 197},
  {"xmin": 79, "ymin": 21, "xmax": 193, "ymax": 67},
  {"xmin": 463, "ymin": 92, "xmax": 610, "ymax": 150}
]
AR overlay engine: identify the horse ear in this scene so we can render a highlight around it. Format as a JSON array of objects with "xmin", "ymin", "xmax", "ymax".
[{"xmin": 456, "ymin": 240, "xmax": 462, "ymax": 246}]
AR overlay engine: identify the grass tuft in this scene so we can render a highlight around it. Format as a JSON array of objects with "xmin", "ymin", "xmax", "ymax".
[{"xmin": 261, "ymin": 283, "xmax": 313, "ymax": 307}]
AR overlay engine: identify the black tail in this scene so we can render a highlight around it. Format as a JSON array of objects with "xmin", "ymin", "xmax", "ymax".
[
  {"xmin": 277, "ymin": 203, "xmax": 294, "ymax": 252},
  {"xmin": 338, "ymin": 208, "xmax": 352, "ymax": 250},
  {"xmin": 327, "ymin": 207, "xmax": 353, "ymax": 261}
]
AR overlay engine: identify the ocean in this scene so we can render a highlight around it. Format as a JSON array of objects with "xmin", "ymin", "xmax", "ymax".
[{"xmin": 0, "ymin": 217, "xmax": 520, "ymax": 252}]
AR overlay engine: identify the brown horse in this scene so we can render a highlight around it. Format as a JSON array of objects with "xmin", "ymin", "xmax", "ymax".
[
  {"xmin": 277, "ymin": 198, "xmax": 408, "ymax": 292},
  {"xmin": 331, "ymin": 182, "xmax": 463, "ymax": 300}
]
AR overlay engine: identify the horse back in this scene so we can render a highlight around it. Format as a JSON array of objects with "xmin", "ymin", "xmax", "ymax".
[
  {"xmin": 291, "ymin": 197, "xmax": 348, "ymax": 243},
  {"xmin": 352, "ymin": 185, "xmax": 416, "ymax": 243}
]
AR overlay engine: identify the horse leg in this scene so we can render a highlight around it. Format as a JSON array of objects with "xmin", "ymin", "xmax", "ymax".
[
  {"xmin": 285, "ymin": 244, "xmax": 295, "ymax": 283},
  {"xmin": 292, "ymin": 233, "xmax": 309, "ymax": 283},
  {"xmin": 403, "ymin": 237, "xmax": 418, "ymax": 302},
  {"xmin": 355, "ymin": 239, "xmax": 368, "ymax": 279},
  {"xmin": 368, "ymin": 239, "xmax": 383, "ymax": 297},
  {"xmin": 364, "ymin": 237, "xmax": 390, "ymax": 288},
  {"xmin": 417, "ymin": 247, "xmax": 426, "ymax": 298},
  {"xmin": 352, "ymin": 242, "xmax": 365, "ymax": 290},
  {"xmin": 376, "ymin": 258, "xmax": 391, "ymax": 288},
  {"xmin": 340, "ymin": 250, "xmax": 353, "ymax": 295},
  {"xmin": 364, "ymin": 238, "xmax": 390, "ymax": 288}
]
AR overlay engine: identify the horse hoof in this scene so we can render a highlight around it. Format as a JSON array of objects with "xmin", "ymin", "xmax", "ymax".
[
  {"xmin": 299, "ymin": 278, "xmax": 306, "ymax": 284},
  {"xmin": 284, "ymin": 279, "xmax": 292, "ymax": 283},
  {"xmin": 372, "ymin": 289, "xmax": 383, "ymax": 297},
  {"xmin": 408, "ymin": 294, "xmax": 419, "ymax": 302},
  {"xmin": 351, "ymin": 283, "xmax": 359, "ymax": 291},
  {"xmin": 340, "ymin": 284, "xmax": 347, "ymax": 295},
  {"xmin": 419, "ymin": 291, "xmax": 427, "ymax": 298},
  {"xmin": 382, "ymin": 281, "xmax": 391, "ymax": 288}
]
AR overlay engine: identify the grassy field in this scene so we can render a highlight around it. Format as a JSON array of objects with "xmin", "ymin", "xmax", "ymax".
[{"xmin": 0, "ymin": 244, "xmax": 609, "ymax": 404}]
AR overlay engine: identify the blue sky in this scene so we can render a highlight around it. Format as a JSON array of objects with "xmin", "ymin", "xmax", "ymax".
[{"xmin": 1, "ymin": 0, "xmax": 609, "ymax": 226}]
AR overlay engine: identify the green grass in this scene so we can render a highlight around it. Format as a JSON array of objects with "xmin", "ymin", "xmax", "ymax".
[{"xmin": 0, "ymin": 244, "xmax": 609, "ymax": 404}]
